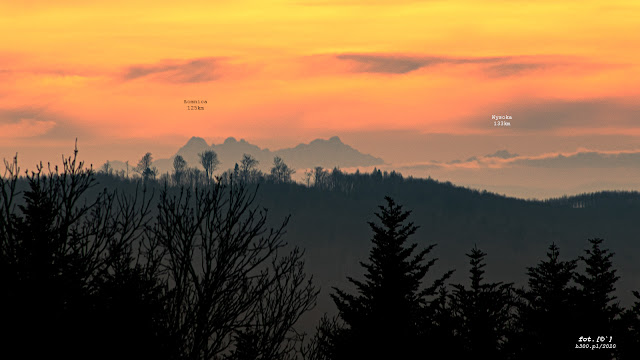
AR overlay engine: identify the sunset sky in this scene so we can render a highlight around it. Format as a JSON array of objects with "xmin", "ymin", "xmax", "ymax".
[{"xmin": 2, "ymin": 0, "xmax": 640, "ymax": 197}]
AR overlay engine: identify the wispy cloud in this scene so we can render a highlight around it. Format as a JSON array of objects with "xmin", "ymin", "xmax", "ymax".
[
  {"xmin": 0, "ymin": 107, "xmax": 90, "ymax": 140},
  {"xmin": 483, "ymin": 63, "xmax": 548, "ymax": 77},
  {"xmin": 511, "ymin": 150, "xmax": 640, "ymax": 168},
  {"xmin": 0, "ymin": 118, "xmax": 56, "ymax": 138},
  {"xmin": 336, "ymin": 53, "xmax": 508, "ymax": 74},
  {"xmin": 123, "ymin": 57, "xmax": 223, "ymax": 83},
  {"xmin": 333, "ymin": 53, "xmax": 620, "ymax": 79},
  {"xmin": 406, "ymin": 149, "xmax": 640, "ymax": 170}
]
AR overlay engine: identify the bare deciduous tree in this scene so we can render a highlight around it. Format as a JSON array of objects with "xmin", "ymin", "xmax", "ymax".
[
  {"xmin": 303, "ymin": 169, "xmax": 313, "ymax": 188},
  {"xmin": 270, "ymin": 157, "xmax": 294, "ymax": 184},
  {"xmin": 100, "ymin": 160, "xmax": 113, "ymax": 175},
  {"xmin": 150, "ymin": 174, "xmax": 317, "ymax": 359},
  {"xmin": 313, "ymin": 167, "xmax": 328, "ymax": 189},
  {"xmin": 1, "ymin": 146, "xmax": 318, "ymax": 360},
  {"xmin": 0, "ymin": 146, "xmax": 166, "ymax": 359},
  {"xmin": 136, "ymin": 152, "xmax": 158, "ymax": 181},
  {"xmin": 199, "ymin": 150, "xmax": 220, "ymax": 182},
  {"xmin": 173, "ymin": 155, "xmax": 188, "ymax": 185},
  {"xmin": 240, "ymin": 154, "xmax": 259, "ymax": 183}
]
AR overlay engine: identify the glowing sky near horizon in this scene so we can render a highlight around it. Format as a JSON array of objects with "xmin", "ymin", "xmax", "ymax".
[{"xmin": 1, "ymin": 0, "xmax": 640, "ymax": 172}]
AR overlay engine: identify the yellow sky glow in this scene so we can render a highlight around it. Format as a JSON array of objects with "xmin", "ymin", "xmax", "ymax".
[{"xmin": 1, "ymin": 0, "xmax": 639, "ymax": 167}]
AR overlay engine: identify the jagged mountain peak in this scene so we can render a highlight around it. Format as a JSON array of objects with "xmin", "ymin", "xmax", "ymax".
[
  {"xmin": 185, "ymin": 136, "xmax": 209, "ymax": 147},
  {"xmin": 177, "ymin": 137, "xmax": 210, "ymax": 155},
  {"xmin": 116, "ymin": 135, "xmax": 384, "ymax": 175},
  {"xmin": 223, "ymin": 137, "xmax": 237, "ymax": 144},
  {"xmin": 306, "ymin": 136, "xmax": 346, "ymax": 148}
]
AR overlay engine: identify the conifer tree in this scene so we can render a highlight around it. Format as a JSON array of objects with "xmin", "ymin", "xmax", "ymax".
[
  {"xmin": 573, "ymin": 238, "xmax": 622, "ymax": 360},
  {"xmin": 574, "ymin": 239, "xmax": 621, "ymax": 328},
  {"xmin": 515, "ymin": 243, "xmax": 579, "ymax": 359},
  {"xmin": 326, "ymin": 196, "xmax": 452, "ymax": 359},
  {"xmin": 617, "ymin": 291, "xmax": 640, "ymax": 359},
  {"xmin": 0, "ymin": 150, "xmax": 170, "ymax": 359},
  {"xmin": 449, "ymin": 246, "xmax": 514, "ymax": 359},
  {"xmin": 423, "ymin": 285, "xmax": 463, "ymax": 359}
]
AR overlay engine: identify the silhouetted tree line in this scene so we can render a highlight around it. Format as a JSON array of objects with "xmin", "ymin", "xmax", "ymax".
[
  {"xmin": 102, "ymin": 150, "xmax": 640, "ymax": 218},
  {"xmin": 5, "ymin": 148, "xmax": 640, "ymax": 359},
  {"xmin": 1, "ymin": 147, "xmax": 317, "ymax": 360},
  {"xmin": 101, "ymin": 151, "xmax": 299, "ymax": 187},
  {"xmin": 545, "ymin": 191, "xmax": 640, "ymax": 210},
  {"xmin": 103, "ymin": 151, "xmax": 413, "ymax": 192},
  {"xmin": 307, "ymin": 197, "xmax": 640, "ymax": 360}
]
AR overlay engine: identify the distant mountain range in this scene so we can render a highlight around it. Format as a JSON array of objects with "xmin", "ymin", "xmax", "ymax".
[{"xmin": 109, "ymin": 136, "xmax": 384, "ymax": 176}]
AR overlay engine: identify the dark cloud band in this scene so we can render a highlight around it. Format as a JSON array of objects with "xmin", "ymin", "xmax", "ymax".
[{"xmin": 123, "ymin": 58, "xmax": 222, "ymax": 83}]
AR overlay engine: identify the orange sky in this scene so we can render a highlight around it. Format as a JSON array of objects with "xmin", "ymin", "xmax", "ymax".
[{"xmin": 1, "ymin": 0, "xmax": 640, "ymax": 170}]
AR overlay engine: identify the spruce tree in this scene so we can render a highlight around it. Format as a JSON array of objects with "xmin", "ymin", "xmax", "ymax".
[
  {"xmin": 327, "ymin": 196, "xmax": 452, "ymax": 359},
  {"xmin": 574, "ymin": 239, "xmax": 621, "ymax": 330},
  {"xmin": 449, "ymin": 246, "xmax": 514, "ymax": 359},
  {"xmin": 573, "ymin": 238, "xmax": 622, "ymax": 360},
  {"xmin": 617, "ymin": 291, "xmax": 640, "ymax": 359},
  {"xmin": 515, "ymin": 243, "xmax": 579, "ymax": 359}
]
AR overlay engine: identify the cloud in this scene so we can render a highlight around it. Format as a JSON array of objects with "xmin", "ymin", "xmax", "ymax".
[
  {"xmin": 334, "ymin": 53, "xmax": 616, "ymax": 78},
  {"xmin": 489, "ymin": 99, "xmax": 640, "ymax": 131},
  {"xmin": 0, "ymin": 118, "xmax": 56, "ymax": 138},
  {"xmin": 485, "ymin": 150, "xmax": 519, "ymax": 159},
  {"xmin": 336, "ymin": 53, "xmax": 508, "ymax": 74},
  {"xmin": 481, "ymin": 57, "xmax": 625, "ymax": 78},
  {"xmin": 392, "ymin": 148, "xmax": 640, "ymax": 171},
  {"xmin": 0, "ymin": 108, "xmax": 90, "ymax": 141},
  {"xmin": 123, "ymin": 57, "xmax": 222, "ymax": 83},
  {"xmin": 484, "ymin": 63, "xmax": 547, "ymax": 77},
  {"xmin": 511, "ymin": 150, "xmax": 640, "ymax": 168},
  {"xmin": 0, "ymin": 64, "xmax": 100, "ymax": 78},
  {"xmin": 396, "ymin": 162, "xmax": 444, "ymax": 170}
]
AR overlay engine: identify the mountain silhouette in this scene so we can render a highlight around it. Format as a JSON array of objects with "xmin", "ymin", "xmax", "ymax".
[
  {"xmin": 110, "ymin": 136, "xmax": 384, "ymax": 175},
  {"xmin": 276, "ymin": 136, "xmax": 383, "ymax": 169}
]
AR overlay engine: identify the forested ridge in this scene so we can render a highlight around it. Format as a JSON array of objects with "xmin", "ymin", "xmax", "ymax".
[{"xmin": 2, "ymin": 149, "xmax": 640, "ymax": 359}]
